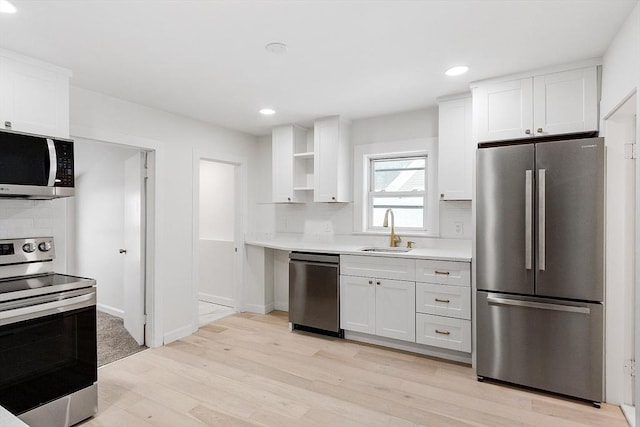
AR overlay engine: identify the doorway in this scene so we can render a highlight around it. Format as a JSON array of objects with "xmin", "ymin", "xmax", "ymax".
[
  {"xmin": 193, "ymin": 154, "xmax": 245, "ymax": 328},
  {"xmin": 604, "ymin": 92, "xmax": 636, "ymax": 421},
  {"xmin": 70, "ymin": 138, "xmax": 153, "ymax": 365}
]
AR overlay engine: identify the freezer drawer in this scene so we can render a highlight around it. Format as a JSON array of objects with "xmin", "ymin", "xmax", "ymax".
[{"xmin": 476, "ymin": 291, "xmax": 603, "ymax": 403}]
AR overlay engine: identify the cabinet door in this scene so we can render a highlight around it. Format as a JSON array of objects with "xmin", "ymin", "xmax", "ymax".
[
  {"xmin": 314, "ymin": 116, "xmax": 350, "ymax": 202},
  {"xmin": 0, "ymin": 56, "xmax": 69, "ymax": 138},
  {"xmin": 340, "ymin": 275, "xmax": 375, "ymax": 334},
  {"xmin": 474, "ymin": 78, "xmax": 533, "ymax": 142},
  {"xmin": 272, "ymin": 125, "xmax": 294, "ymax": 203},
  {"xmin": 438, "ymin": 96, "xmax": 472, "ymax": 200},
  {"xmin": 533, "ymin": 67, "xmax": 598, "ymax": 136},
  {"xmin": 375, "ymin": 278, "xmax": 415, "ymax": 342}
]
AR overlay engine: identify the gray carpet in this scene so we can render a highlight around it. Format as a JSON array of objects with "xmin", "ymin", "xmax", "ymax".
[{"xmin": 97, "ymin": 310, "xmax": 146, "ymax": 367}]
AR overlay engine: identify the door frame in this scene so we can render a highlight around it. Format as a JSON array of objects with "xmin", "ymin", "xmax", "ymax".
[
  {"xmin": 191, "ymin": 149, "xmax": 247, "ymax": 331},
  {"xmin": 70, "ymin": 134, "xmax": 159, "ymax": 348}
]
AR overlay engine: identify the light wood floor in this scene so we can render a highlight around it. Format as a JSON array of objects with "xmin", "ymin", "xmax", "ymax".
[{"xmin": 81, "ymin": 311, "xmax": 627, "ymax": 427}]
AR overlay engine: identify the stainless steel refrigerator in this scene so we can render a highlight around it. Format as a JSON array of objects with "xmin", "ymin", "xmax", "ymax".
[{"xmin": 476, "ymin": 136, "xmax": 604, "ymax": 405}]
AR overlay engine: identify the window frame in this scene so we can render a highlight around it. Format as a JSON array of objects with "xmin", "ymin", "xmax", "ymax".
[
  {"xmin": 352, "ymin": 137, "xmax": 439, "ymax": 237},
  {"xmin": 367, "ymin": 155, "xmax": 428, "ymax": 233}
]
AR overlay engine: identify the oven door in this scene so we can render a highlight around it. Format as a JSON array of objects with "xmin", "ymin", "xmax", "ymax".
[{"xmin": 0, "ymin": 287, "xmax": 97, "ymax": 415}]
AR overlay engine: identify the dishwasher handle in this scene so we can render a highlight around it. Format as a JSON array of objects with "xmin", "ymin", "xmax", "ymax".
[{"xmin": 289, "ymin": 252, "xmax": 339, "ymax": 264}]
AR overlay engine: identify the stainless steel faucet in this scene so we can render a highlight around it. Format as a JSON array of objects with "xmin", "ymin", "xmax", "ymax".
[{"xmin": 383, "ymin": 208, "xmax": 401, "ymax": 247}]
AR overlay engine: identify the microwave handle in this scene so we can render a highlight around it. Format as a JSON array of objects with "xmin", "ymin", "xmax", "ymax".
[{"xmin": 47, "ymin": 138, "xmax": 57, "ymax": 186}]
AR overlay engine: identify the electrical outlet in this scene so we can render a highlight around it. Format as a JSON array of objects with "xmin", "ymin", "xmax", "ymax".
[{"xmin": 454, "ymin": 221, "xmax": 464, "ymax": 236}]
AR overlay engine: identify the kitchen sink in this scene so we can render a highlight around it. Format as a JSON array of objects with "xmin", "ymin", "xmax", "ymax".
[{"xmin": 359, "ymin": 247, "xmax": 412, "ymax": 253}]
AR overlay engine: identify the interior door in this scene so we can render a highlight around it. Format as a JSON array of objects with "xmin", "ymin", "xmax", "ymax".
[
  {"xmin": 535, "ymin": 138, "xmax": 604, "ymax": 301},
  {"xmin": 476, "ymin": 144, "xmax": 535, "ymax": 294},
  {"xmin": 123, "ymin": 152, "xmax": 146, "ymax": 345}
]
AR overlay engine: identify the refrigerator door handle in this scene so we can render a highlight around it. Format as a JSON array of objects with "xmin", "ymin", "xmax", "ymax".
[
  {"xmin": 525, "ymin": 170, "xmax": 533, "ymax": 270},
  {"xmin": 538, "ymin": 169, "xmax": 546, "ymax": 271},
  {"xmin": 486, "ymin": 296, "xmax": 590, "ymax": 314}
]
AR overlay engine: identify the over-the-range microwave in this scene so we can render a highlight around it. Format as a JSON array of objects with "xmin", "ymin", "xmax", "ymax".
[{"xmin": 0, "ymin": 128, "xmax": 74, "ymax": 199}]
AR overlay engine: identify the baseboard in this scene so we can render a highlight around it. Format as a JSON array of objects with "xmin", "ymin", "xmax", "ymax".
[
  {"xmin": 274, "ymin": 301, "xmax": 289, "ymax": 311},
  {"xmin": 243, "ymin": 302, "xmax": 275, "ymax": 314},
  {"xmin": 163, "ymin": 324, "xmax": 195, "ymax": 345},
  {"xmin": 344, "ymin": 331, "xmax": 472, "ymax": 364},
  {"xmin": 621, "ymin": 404, "xmax": 635, "ymax": 427},
  {"xmin": 198, "ymin": 292, "xmax": 234, "ymax": 307},
  {"xmin": 97, "ymin": 303, "xmax": 124, "ymax": 318}
]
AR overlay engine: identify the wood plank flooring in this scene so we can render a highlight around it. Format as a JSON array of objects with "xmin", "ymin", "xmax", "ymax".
[{"xmin": 80, "ymin": 311, "xmax": 627, "ymax": 427}]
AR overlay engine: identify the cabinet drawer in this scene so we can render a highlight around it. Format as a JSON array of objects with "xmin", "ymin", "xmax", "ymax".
[
  {"xmin": 416, "ymin": 282, "xmax": 470, "ymax": 320},
  {"xmin": 341, "ymin": 255, "xmax": 415, "ymax": 281},
  {"xmin": 415, "ymin": 259, "xmax": 470, "ymax": 286},
  {"xmin": 416, "ymin": 313, "xmax": 471, "ymax": 353}
]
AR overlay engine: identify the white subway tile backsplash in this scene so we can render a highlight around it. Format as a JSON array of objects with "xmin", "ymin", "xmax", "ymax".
[{"xmin": 0, "ymin": 200, "xmax": 57, "ymax": 239}]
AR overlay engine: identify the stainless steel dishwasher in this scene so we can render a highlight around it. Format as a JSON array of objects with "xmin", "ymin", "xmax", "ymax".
[{"xmin": 289, "ymin": 252, "xmax": 342, "ymax": 337}]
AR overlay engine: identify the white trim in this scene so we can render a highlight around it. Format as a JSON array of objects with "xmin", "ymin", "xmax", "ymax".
[
  {"xmin": 97, "ymin": 303, "xmax": 124, "ymax": 318},
  {"xmin": 244, "ymin": 302, "xmax": 275, "ymax": 315},
  {"xmin": 163, "ymin": 324, "xmax": 195, "ymax": 345},
  {"xmin": 622, "ymin": 404, "xmax": 636, "ymax": 427},
  {"xmin": 353, "ymin": 138, "xmax": 439, "ymax": 236},
  {"xmin": 274, "ymin": 301, "xmax": 289, "ymax": 311},
  {"xmin": 198, "ymin": 292, "xmax": 234, "ymax": 307},
  {"xmin": 0, "ymin": 46, "xmax": 73, "ymax": 77},
  {"xmin": 191, "ymin": 149, "xmax": 248, "ymax": 335},
  {"xmin": 344, "ymin": 331, "xmax": 472, "ymax": 364}
]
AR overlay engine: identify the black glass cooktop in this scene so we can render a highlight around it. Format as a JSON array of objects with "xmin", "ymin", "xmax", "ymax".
[{"xmin": 0, "ymin": 273, "xmax": 95, "ymax": 302}]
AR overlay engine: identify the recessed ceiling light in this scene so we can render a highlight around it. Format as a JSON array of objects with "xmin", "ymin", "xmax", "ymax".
[
  {"xmin": 259, "ymin": 108, "xmax": 276, "ymax": 115},
  {"xmin": 265, "ymin": 42, "xmax": 287, "ymax": 54},
  {"xmin": 445, "ymin": 66, "xmax": 469, "ymax": 76},
  {"xmin": 0, "ymin": 0, "xmax": 17, "ymax": 14}
]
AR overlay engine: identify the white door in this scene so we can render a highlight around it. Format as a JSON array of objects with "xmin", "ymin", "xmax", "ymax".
[
  {"xmin": 340, "ymin": 275, "xmax": 376, "ymax": 334},
  {"xmin": 198, "ymin": 160, "xmax": 236, "ymax": 307},
  {"xmin": 375, "ymin": 278, "xmax": 415, "ymax": 342},
  {"xmin": 123, "ymin": 152, "xmax": 146, "ymax": 345}
]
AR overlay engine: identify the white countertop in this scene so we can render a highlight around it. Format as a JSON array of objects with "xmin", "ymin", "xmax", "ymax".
[
  {"xmin": 0, "ymin": 406, "xmax": 27, "ymax": 427},
  {"xmin": 245, "ymin": 234, "xmax": 471, "ymax": 262}
]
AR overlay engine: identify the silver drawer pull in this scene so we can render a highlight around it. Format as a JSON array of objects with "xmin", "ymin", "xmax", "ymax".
[
  {"xmin": 434, "ymin": 271, "xmax": 450, "ymax": 275},
  {"xmin": 434, "ymin": 298, "xmax": 450, "ymax": 303},
  {"xmin": 435, "ymin": 329, "xmax": 451, "ymax": 336}
]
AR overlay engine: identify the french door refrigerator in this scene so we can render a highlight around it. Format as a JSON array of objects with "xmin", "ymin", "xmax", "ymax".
[{"xmin": 476, "ymin": 136, "xmax": 604, "ymax": 405}]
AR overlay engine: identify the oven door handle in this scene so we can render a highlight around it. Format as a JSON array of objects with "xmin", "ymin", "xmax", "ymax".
[{"xmin": 0, "ymin": 291, "xmax": 95, "ymax": 325}]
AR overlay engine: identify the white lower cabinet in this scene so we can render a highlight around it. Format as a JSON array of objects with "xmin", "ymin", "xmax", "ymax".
[
  {"xmin": 340, "ymin": 274, "xmax": 415, "ymax": 342},
  {"xmin": 416, "ymin": 313, "xmax": 471, "ymax": 352}
]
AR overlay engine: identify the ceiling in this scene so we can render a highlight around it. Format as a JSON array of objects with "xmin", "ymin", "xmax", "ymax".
[{"xmin": 0, "ymin": 0, "xmax": 636, "ymax": 136}]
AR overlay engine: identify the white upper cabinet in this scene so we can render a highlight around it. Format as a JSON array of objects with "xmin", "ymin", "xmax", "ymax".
[
  {"xmin": 314, "ymin": 116, "xmax": 351, "ymax": 202},
  {"xmin": 272, "ymin": 124, "xmax": 310, "ymax": 203},
  {"xmin": 0, "ymin": 50, "xmax": 71, "ymax": 138},
  {"xmin": 473, "ymin": 65, "xmax": 598, "ymax": 143},
  {"xmin": 438, "ymin": 94, "xmax": 473, "ymax": 200},
  {"xmin": 532, "ymin": 67, "xmax": 598, "ymax": 137}
]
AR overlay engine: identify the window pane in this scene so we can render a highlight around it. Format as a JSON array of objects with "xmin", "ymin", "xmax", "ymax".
[
  {"xmin": 371, "ymin": 197, "xmax": 424, "ymax": 228},
  {"xmin": 372, "ymin": 157, "xmax": 425, "ymax": 192}
]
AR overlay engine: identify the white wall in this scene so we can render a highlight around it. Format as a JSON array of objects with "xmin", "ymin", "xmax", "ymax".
[
  {"xmin": 199, "ymin": 160, "xmax": 234, "ymax": 241},
  {"xmin": 70, "ymin": 86, "xmax": 259, "ymax": 346},
  {"xmin": 600, "ymin": 1, "xmax": 640, "ymax": 409},
  {"xmin": 71, "ymin": 139, "xmax": 140, "ymax": 317}
]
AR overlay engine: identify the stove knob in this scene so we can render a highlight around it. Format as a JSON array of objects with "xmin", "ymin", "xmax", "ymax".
[
  {"xmin": 22, "ymin": 243, "xmax": 36, "ymax": 253},
  {"xmin": 38, "ymin": 242, "xmax": 52, "ymax": 252}
]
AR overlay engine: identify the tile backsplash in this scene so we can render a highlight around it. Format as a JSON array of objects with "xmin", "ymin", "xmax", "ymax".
[{"xmin": 0, "ymin": 200, "xmax": 57, "ymax": 238}]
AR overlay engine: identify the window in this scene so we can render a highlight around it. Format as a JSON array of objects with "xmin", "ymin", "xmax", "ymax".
[
  {"xmin": 353, "ymin": 138, "xmax": 438, "ymax": 236},
  {"xmin": 368, "ymin": 156, "xmax": 427, "ymax": 231}
]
